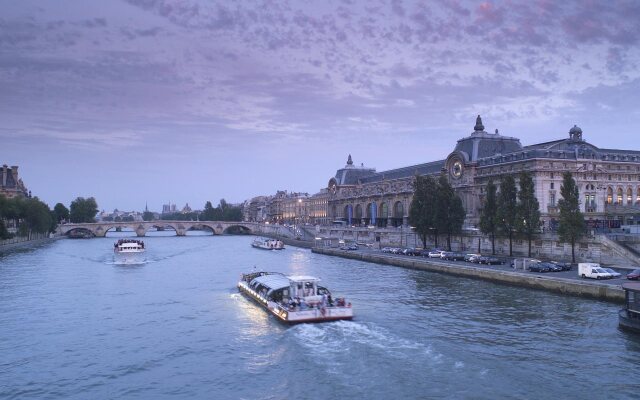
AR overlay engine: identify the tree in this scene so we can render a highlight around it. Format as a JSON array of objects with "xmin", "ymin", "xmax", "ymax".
[
  {"xmin": 409, "ymin": 175, "xmax": 437, "ymax": 248},
  {"xmin": 479, "ymin": 179, "xmax": 498, "ymax": 254},
  {"xmin": 496, "ymin": 175, "xmax": 518, "ymax": 256},
  {"xmin": 69, "ymin": 197, "xmax": 98, "ymax": 223},
  {"xmin": 557, "ymin": 172, "xmax": 585, "ymax": 263},
  {"xmin": 201, "ymin": 201, "xmax": 216, "ymax": 221},
  {"xmin": 142, "ymin": 211, "xmax": 154, "ymax": 221},
  {"xmin": 517, "ymin": 172, "xmax": 541, "ymax": 257},
  {"xmin": 53, "ymin": 203, "xmax": 69, "ymax": 223},
  {"xmin": 22, "ymin": 197, "xmax": 53, "ymax": 236},
  {"xmin": 434, "ymin": 174, "xmax": 466, "ymax": 251}
]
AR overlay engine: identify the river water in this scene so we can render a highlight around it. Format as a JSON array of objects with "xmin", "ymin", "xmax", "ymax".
[{"xmin": 1, "ymin": 232, "xmax": 639, "ymax": 399}]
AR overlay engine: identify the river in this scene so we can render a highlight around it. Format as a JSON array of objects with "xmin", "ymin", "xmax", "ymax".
[{"xmin": 1, "ymin": 232, "xmax": 639, "ymax": 399}]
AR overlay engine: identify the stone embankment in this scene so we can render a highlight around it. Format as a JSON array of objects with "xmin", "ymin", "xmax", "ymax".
[
  {"xmin": 0, "ymin": 234, "xmax": 62, "ymax": 252},
  {"xmin": 312, "ymin": 247, "xmax": 625, "ymax": 303}
]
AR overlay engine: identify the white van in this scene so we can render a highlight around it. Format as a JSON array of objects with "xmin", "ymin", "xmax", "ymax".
[{"xmin": 578, "ymin": 263, "xmax": 612, "ymax": 280}]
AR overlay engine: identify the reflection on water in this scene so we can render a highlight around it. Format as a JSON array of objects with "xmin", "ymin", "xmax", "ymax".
[{"xmin": 0, "ymin": 235, "xmax": 638, "ymax": 400}]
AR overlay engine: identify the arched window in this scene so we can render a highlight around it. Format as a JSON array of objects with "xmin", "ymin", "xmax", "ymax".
[
  {"xmin": 393, "ymin": 201, "xmax": 404, "ymax": 219},
  {"xmin": 607, "ymin": 187, "xmax": 613, "ymax": 204},
  {"xmin": 617, "ymin": 188, "xmax": 623, "ymax": 204},
  {"xmin": 366, "ymin": 203, "xmax": 373, "ymax": 218},
  {"xmin": 627, "ymin": 187, "xmax": 633, "ymax": 205},
  {"xmin": 637, "ymin": 187, "xmax": 640, "ymax": 204},
  {"xmin": 380, "ymin": 202, "xmax": 388, "ymax": 218},
  {"xmin": 354, "ymin": 204, "xmax": 362, "ymax": 219},
  {"xmin": 344, "ymin": 205, "xmax": 353, "ymax": 224}
]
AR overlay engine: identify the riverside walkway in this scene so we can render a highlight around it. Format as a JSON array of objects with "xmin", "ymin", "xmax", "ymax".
[{"xmin": 312, "ymin": 246, "xmax": 628, "ymax": 303}]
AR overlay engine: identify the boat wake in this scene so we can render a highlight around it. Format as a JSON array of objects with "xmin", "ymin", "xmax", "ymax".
[
  {"xmin": 108, "ymin": 259, "xmax": 148, "ymax": 266},
  {"xmin": 292, "ymin": 320, "xmax": 439, "ymax": 361}
]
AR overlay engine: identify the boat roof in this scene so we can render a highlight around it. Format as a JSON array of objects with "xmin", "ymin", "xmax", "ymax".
[
  {"xmin": 622, "ymin": 282, "xmax": 640, "ymax": 292},
  {"xmin": 288, "ymin": 275, "xmax": 321, "ymax": 282},
  {"xmin": 250, "ymin": 273, "xmax": 321, "ymax": 290},
  {"xmin": 250, "ymin": 274, "xmax": 291, "ymax": 291}
]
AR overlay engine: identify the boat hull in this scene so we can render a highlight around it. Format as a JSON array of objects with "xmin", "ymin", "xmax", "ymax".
[
  {"xmin": 238, "ymin": 282, "xmax": 353, "ymax": 324},
  {"xmin": 251, "ymin": 243, "xmax": 284, "ymax": 250},
  {"xmin": 619, "ymin": 309, "xmax": 640, "ymax": 333}
]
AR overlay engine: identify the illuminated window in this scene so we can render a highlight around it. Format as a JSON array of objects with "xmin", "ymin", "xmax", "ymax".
[
  {"xmin": 617, "ymin": 188, "xmax": 623, "ymax": 204},
  {"xmin": 628, "ymin": 187, "xmax": 633, "ymax": 205},
  {"xmin": 607, "ymin": 187, "xmax": 613, "ymax": 204}
]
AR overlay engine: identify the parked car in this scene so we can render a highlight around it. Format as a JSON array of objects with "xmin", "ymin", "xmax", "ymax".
[
  {"xmin": 464, "ymin": 253, "xmax": 481, "ymax": 262},
  {"xmin": 478, "ymin": 256, "xmax": 505, "ymax": 265},
  {"xmin": 602, "ymin": 268, "xmax": 622, "ymax": 278},
  {"xmin": 549, "ymin": 261, "xmax": 573, "ymax": 271},
  {"xmin": 627, "ymin": 269, "xmax": 640, "ymax": 280},
  {"xmin": 402, "ymin": 248, "xmax": 419, "ymax": 256},
  {"xmin": 347, "ymin": 244, "xmax": 359, "ymax": 251},
  {"xmin": 381, "ymin": 247, "xmax": 392, "ymax": 253},
  {"xmin": 540, "ymin": 262, "xmax": 563, "ymax": 272},
  {"xmin": 468, "ymin": 254, "xmax": 484, "ymax": 263},
  {"xmin": 528, "ymin": 262, "xmax": 551, "ymax": 273},
  {"xmin": 428, "ymin": 250, "xmax": 445, "ymax": 258},
  {"xmin": 441, "ymin": 252, "xmax": 466, "ymax": 261}
]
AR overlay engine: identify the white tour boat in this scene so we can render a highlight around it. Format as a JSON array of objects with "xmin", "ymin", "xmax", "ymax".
[
  {"xmin": 114, "ymin": 239, "xmax": 145, "ymax": 254},
  {"xmin": 251, "ymin": 238, "xmax": 285, "ymax": 250},
  {"xmin": 238, "ymin": 271, "xmax": 353, "ymax": 323}
]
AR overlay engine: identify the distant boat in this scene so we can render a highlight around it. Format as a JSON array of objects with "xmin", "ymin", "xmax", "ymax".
[
  {"xmin": 238, "ymin": 271, "xmax": 353, "ymax": 323},
  {"xmin": 251, "ymin": 238, "xmax": 285, "ymax": 250}
]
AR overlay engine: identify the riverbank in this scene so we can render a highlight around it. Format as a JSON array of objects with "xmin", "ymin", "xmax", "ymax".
[
  {"xmin": 312, "ymin": 247, "xmax": 625, "ymax": 303},
  {"xmin": 0, "ymin": 235, "xmax": 63, "ymax": 253}
]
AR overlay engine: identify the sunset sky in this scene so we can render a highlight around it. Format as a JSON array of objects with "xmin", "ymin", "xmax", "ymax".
[{"xmin": 2, "ymin": 0, "xmax": 640, "ymax": 212}]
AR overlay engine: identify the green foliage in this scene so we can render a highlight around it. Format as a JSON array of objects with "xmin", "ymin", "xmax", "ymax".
[
  {"xmin": 557, "ymin": 172, "xmax": 585, "ymax": 262},
  {"xmin": 496, "ymin": 175, "xmax": 518, "ymax": 256},
  {"xmin": 479, "ymin": 179, "xmax": 498, "ymax": 254},
  {"xmin": 0, "ymin": 194, "xmax": 53, "ymax": 238},
  {"xmin": 53, "ymin": 203, "xmax": 69, "ymax": 223},
  {"xmin": 199, "ymin": 199, "xmax": 242, "ymax": 222},
  {"xmin": 142, "ymin": 211, "xmax": 155, "ymax": 221},
  {"xmin": 408, "ymin": 174, "xmax": 465, "ymax": 250},
  {"xmin": 516, "ymin": 172, "xmax": 541, "ymax": 257},
  {"xmin": 408, "ymin": 175, "xmax": 437, "ymax": 247},
  {"xmin": 69, "ymin": 197, "xmax": 98, "ymax": 223},
  {"xmin": 434, "ymin": 175, "xmax": 466, "ymax": 250}
]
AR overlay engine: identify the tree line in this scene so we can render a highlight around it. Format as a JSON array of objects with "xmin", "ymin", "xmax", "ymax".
[
  {"xmin": 0, "ymin": 195, "xmax": 99, "ymax": 240},
  {"xmin": 408, "ymin": 171, "xmax": 585, "ymax": 262},
  {"xmin": 144, "ymin": 199, "xmax": 243, "ymax": 222}
]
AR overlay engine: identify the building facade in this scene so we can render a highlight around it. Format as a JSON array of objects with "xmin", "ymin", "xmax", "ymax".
[
  {"xmin": 0, "ymin": 165, "xmax": 30, "ymax": 199},
  {"xmin": 326, "ymin": 116, "xmax": 640, "ymax": 230}
]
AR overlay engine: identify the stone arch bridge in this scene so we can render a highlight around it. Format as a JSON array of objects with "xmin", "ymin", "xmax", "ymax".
[{"xmin": 58, "ymin": 221, "xmax": 291, "ymax": 238}]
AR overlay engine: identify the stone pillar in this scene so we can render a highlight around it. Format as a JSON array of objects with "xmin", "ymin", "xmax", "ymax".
[{"xmin": 136, "ymin": 225, "xmax": 146, "ymax": 237}]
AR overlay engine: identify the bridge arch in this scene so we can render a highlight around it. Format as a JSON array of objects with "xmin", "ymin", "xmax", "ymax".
[{"xmin": 65, "ymin": 227, "xmax": 95, "ymax": 238}]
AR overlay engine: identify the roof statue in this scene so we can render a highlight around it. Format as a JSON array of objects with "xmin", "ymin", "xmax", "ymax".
[
  {"xmin": 569, "ymin": 125, "xmax": 583, "ymax": 141},
  {"xmin": 347, "ymin": 154, "xmax": 353, "ymax": 166},
  {"xmin": 474, "ymin": 115, "xmax": 484, "ymax": 132}
]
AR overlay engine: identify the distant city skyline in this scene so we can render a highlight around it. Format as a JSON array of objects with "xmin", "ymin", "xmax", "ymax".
[{"xmin": 3, "ymin": 0, "xmax": 640, "ymax": 211}]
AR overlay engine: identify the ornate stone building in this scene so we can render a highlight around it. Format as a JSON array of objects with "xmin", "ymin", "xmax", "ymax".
[
  {"xmin": 0, "ymin": 165, "xmax": 30, "ymax": 199},
  {"xmin": 327, "ymin": 116, "xmax": 640, "ymax": 230}
]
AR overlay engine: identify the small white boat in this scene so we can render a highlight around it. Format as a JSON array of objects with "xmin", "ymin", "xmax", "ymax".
[
  {"xmin": 238, "ymin": 271, "xmax": 353, "ymax": 323},
  {"xmin": 114, "ymin": 239, "xmax": 145, "ymax": 254},
  {"xmin": 251, "ymin": 238, "xmax": 285, "ymax": 250}
]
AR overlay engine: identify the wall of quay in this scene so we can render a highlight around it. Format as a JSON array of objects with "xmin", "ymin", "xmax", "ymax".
[{"xmin": 312, "ymin": 247, "xmax": 625, "ymax": 304}]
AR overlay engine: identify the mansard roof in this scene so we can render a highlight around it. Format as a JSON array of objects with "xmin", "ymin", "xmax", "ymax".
[
  {"xmin": 452, "ymin": 116, "xmax": 523, "ymax": 162},
  {"xmin": 359, "ymin": 160, "xmax": 446, "ymax": 184}
]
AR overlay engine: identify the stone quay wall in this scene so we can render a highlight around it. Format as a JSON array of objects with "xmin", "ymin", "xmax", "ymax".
[
  {"xmin": 312, "ymin": 247, "xmax": 625, "ymax": 304},
  {"xmin": 313, "ymin": 226, "xmax": 640, "ymax": 266}
]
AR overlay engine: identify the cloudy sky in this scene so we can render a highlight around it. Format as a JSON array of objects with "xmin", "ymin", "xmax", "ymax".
[{"xmin": 2, "ymin": 0, "xmax": 640, "ymax": 212}]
